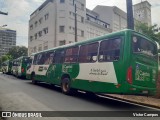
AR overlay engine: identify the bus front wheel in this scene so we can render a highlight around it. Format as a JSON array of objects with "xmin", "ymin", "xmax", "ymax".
[
  {"xmin": 61, "ymin": 78, "xmax": 72, "ymax": 95},
  {"xmin": 31, "ymin": 74, "xmax": 37, "ymax": 84}
]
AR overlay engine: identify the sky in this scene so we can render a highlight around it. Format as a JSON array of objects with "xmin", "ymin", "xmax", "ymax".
[{"xmin": 0, "ymin": 0, "xmax": 160, "ymax": 47}]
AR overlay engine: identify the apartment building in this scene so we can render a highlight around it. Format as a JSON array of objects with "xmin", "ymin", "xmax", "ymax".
[
  {"xmin": 0, "ymin": 28, "xmax": 16, "ymax": 57},
  {"xmin": 93, "ymin": 6, "xmax": 127, "ymax": 32},
  {"xmin": 28, "ymin": 0, "xmax": 126, "ymax": 55},
  {"xmin": 86, "ymin": 8, "xmax": 112, "ymax": 39},
  {"xmin": 29, "ymin": 0, "xmax": 87, "ymax": 55}
]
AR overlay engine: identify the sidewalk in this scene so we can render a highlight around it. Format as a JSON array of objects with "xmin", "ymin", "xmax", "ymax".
[{"xmin": 105, "ymin": 94, "xmax": 160, "ymax": 109}]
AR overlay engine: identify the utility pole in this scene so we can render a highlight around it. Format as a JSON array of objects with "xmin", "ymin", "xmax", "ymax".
[
  {"xmin": 73, "ymin": 0, "xmax": 77, "ymax": 42},
  {"xmin": 126, "ymin": 0, "xmax": 134, "ymax": 30}
]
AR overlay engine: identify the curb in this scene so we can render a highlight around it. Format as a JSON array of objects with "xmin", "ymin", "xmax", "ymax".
[{"xmin": 103, "ymin": 94, "xmax": 160, "ymax": 110}]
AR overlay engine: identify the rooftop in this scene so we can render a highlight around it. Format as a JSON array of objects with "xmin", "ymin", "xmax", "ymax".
[
  {"xmin": 133, "ymin": 0, "xmax": 151, "ymax": 6},
  {"xmin": 0, "ymin": 28, "xmax": 16, "ymax": 32}
]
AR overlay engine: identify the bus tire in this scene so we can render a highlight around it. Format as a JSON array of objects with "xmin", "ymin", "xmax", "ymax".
[
  {"xmin": 86, "ymin": 91, "xmax": 96, "ymax": 98},
  {"xmin": 61, "ymin": 77, "xmax": 72, "ymax": 95},
  {"xmin": 31, "ymin": 73, "xmax": 37, "ymax": 84},
  {"xmin": 16, "ymin": 72, "xmax": 19, "ymax": 78}
]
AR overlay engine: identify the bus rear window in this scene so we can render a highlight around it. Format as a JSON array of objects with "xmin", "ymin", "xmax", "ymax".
[{"xmin": 132, "ymin": 36, "xmax": 157, "ymax": 58}]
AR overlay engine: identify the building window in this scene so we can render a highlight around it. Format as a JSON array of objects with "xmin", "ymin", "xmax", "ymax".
[
  {"xmin": 39, "ymin": 18, "xmax": 43, "ymax": 24},
  {"xmin": 35, "ymin": 33, "xmax": 37, "ymax": 39},
  {"xmin": 38, "ymin": 44, "xmax": 42, "ymax": 51},
  {"xmin": 81, "ymin": 30, "xmax": 84, "ymax": 37},
  {"xmin": 81, "ymin": 17, "xmax": 84, "ymax": 23},
  {"xmin": 105, "ymin": 24, "xmax": 108, "ymax": 28},
  {"xmin": 35, "ymin": 21, "xmax": 38, "ymax": 27},
  {"xmin": 38, "ymin": 31, "xmax": 42, "ymax": 37},
  {"xmin": 59, "ymin": 26, "xmax": 65, "ymax": 33},
  {"xmin": 43, "ymin": 27, "xmax": 48, "ymax": 34},
  {"xmin": 30, "ymin": 36, "xmax": 33, "ymax": 42},
  {"xmin": 87, "ymin": 16, "xmax": 90, "ymax": 20},
  {"xmin": 45, "ymin": 13, "xmax": 49, "ymax": 20},
  {"xmin": 34, "ymin": 46, "xmax": 37, "ymax": 53},
  {"xmin": 81, "ymin": 4, "xmax": 84, "ymax": 10},
  {"xmin": 30, "ymin": 25, "xmax": 33, "ymax": 30},
  {"xmin": 60, "ymin": 0, "xmax": 65, "ymax": 3},
  {"xmin": 59, "ymin": 40, "xmax": 66, "ymax": 46}
]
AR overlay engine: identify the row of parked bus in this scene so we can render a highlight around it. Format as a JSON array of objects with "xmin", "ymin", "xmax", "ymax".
[
  {"xmin": 0, "ymin": 29, "xmax": 159, "ymax": 96},
  {"xmin": 1, "ymin": 56, "xmax": 31, "ymax": 78}
]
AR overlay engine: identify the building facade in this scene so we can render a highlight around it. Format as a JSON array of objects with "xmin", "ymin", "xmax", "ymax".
[
  {"xmin": 0, "ymin": 28, "xmax": 16, "ymax": 57},
  {"xmin": 86, "ymin": 8, "xmax": 112, "ymax": 39},
  {"xmin": 29, "ymin": 0, "xmax": 86, "ymax": 55},
  {"xmin": 28, "ymin": 0, "xmax": 127, "ymax": 55},
  {"xmin": 133, "ymin": 1, "xmax": 151, "ymax": 26},
  {"xmin": 28, "ymin": 0, "xmax": 113, "ymax": 55},
  {"xmin": 93, "ymin": 6, "xmax": 127, "ymax": 32}
]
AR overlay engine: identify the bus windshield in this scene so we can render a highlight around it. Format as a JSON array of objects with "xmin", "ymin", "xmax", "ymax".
[{"xmin": 132, "ymin": 36, "xmax": 157, "ymax": 59}]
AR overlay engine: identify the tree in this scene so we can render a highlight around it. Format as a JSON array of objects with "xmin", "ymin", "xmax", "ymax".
[
  {"xmin": 7, "ymin": 46, "xmax": 28, "ymax": 59},
  {"xmin": 0, "ymin": 55, "xmax": 12, "ymax": 68},
  {"xmin": 135, "ymin": 22, "xmax": 160, "ymax": 43},
  {"xmin": 156, "ymin": 32, "xmax": 160, "ymax": 40}
]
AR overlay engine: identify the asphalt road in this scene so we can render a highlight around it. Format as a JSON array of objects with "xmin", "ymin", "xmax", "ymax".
[{"xmin": 0, "ymin": 73, "xmax": 159, "ymax": 120}]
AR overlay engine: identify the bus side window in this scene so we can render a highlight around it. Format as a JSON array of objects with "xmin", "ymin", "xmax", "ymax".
[
  {"xmin": 44, "ymin": 51, "xmax": 54, "ymax": 65},
  {"xmin": 99, "ymin": 38, "xmax": 121, "ymax": 62},
  {"xmin": 54, "ymin": 50, "xmax": 65, "ymax": 63},
  {"xmin": 65, "ymin": 47, "xmax": 79, "ymax": 63},
  {"xmin": 79, "ymin": 42, "xmax": 98, "ymax": 63},
  {"xmin": 37, "ymin": 53, "xmax": 46, "ymax": 65}
]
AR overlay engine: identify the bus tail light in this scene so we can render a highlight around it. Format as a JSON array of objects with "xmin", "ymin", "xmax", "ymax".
[
  {"xmin": 127, "ymin": 67, "xmax": 132, "ymax": 84},
  {"xmin": 21, "ymin": 68, "xmax": 24, "ymax": 73}
]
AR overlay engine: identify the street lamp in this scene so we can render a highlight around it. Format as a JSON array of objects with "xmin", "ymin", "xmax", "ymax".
[{"xmin": 0, "ymin": 24, "xmax": 7, "ymax": 28}]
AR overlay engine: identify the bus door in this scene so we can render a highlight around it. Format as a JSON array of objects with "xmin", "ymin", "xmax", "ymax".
[
  {"xmin": 26, "ymin": 56, "xmax": 34, "ymax": 75},
  {"xmin": 17, "ymin": 59, "xmax": 22, "ymax": 76},
  {"xmin": 48, "ymin": 50, "xmax": 65, "ymax": 85},
  {"xmin": 44, "ymin": 51, "xmax": 56, "ymax": 83}
]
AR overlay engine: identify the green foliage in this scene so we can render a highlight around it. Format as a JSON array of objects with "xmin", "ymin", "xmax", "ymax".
[
  {"xmin": 7, "ymin": 46, "xmax": 28, "ymax": 59},
  {"xmin": 0, "ymin": 46, "xmax": 28, "ymax": 68},
  {"xmin": 156, "ymin": 32, "xmax": 160, "ymax": 40},
  {"xmin": 135, "ymin": 22, "xmax": 160, "ymax": 43},
  {"xmin": 0, "ymin": 55, "xmax": 12, "ymax": 68}
]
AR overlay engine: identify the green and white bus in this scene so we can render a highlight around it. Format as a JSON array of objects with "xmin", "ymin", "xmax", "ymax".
[
  {"xmin": 1, "ymin": 60, "xmax": 12, "ymax": 74},
  {"xmin": 26, "ymin": 29, "xmax": 158, "ymax": 96},
  {"xmin": 11, "ymin": 59, "xmax": 18, "ymax": 75},
  {"xmin": 12, "ymin": 56, "xmax": 31, "ymax": 78}
]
